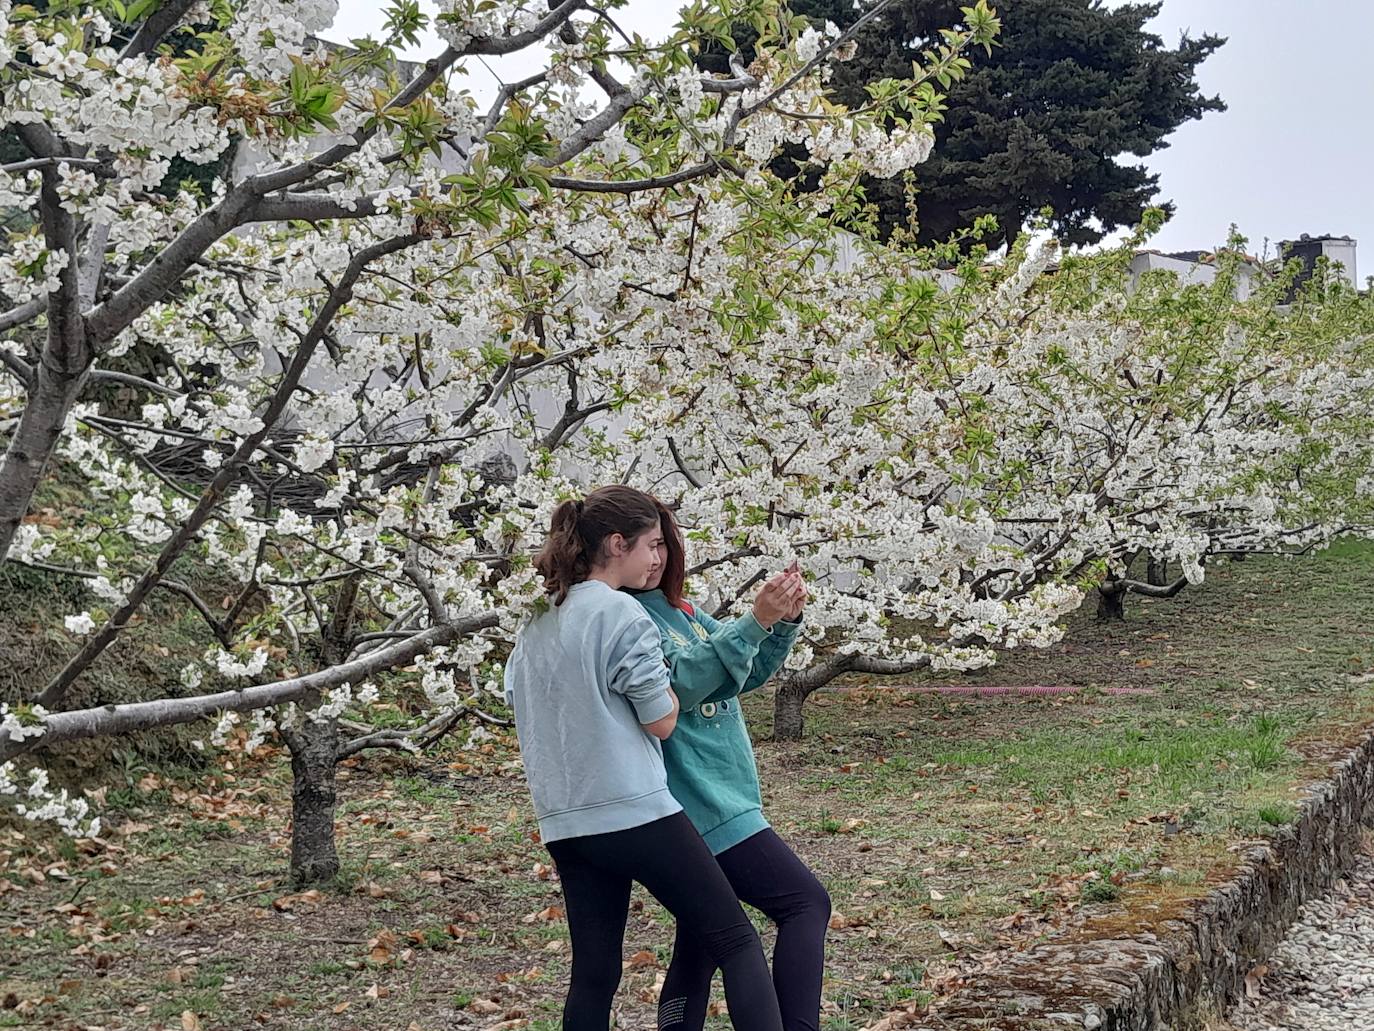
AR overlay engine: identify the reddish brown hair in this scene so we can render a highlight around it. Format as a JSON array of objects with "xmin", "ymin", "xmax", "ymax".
[
  {"xmin": 650, "ymin": 498, "xmax": 689, "ymax": 612},
  {"xmin": 534, "ymin": 485, "xmax": 661, "ymax": 606}
]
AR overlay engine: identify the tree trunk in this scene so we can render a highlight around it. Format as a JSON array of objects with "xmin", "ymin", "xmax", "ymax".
[
  {"xmin": 1146, "ymin": 556, "xmax": 1168, "ymax": 587},
  {"xmin": 0, "ymin": 362, "xmax": 88, "ymax": 562},
  {"xmin": 287, "ymin": 717, "xmax": 341, "ymax": 885},
  {"xmin": 1096, "ymin": 582, "xmax": 1126, "ymax": 620},
  {"xmin": 773, "ymin": 673, "xmax": 810, "ymax": 742}
]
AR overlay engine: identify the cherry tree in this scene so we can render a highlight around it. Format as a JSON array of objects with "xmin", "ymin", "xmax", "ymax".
[
  {"xmin": 0, "ymin": 0, "xmax": 1000, "ymax": 879},
  {"xmin": 977, "ymin": 235, "xmax": 1374, "ymax": 624},
  {"xmin": 626, "ymin": 222, "xmax": 1374, "ymax": 738}
]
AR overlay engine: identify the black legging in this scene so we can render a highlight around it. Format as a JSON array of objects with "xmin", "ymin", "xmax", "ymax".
[
  {"xmin": 658, "ymin": 829, "xmax": 830, "ymax": 1031},
  {"xmin": 544, "ymin": 812, "xmax": 783, "ymax": 1031}
]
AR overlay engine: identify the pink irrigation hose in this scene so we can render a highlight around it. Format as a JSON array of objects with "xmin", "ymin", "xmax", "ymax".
[{"xmin": 876, "ymin": 684, "xmax": 1156, "ymax": 697}]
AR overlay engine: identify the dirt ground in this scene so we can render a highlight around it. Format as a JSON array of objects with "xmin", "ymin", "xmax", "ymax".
[{"xmin": 3, "ymin": 541, "xmax": 1373, "ymax": 1030}]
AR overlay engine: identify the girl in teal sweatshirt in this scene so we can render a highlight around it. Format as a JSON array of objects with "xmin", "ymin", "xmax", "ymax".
[{"xmin": 631, "ymin": 500, "xmax": 830, "ymax": 1031}]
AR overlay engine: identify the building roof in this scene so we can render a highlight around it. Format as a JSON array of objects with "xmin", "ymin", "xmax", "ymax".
[
  {"xmin": 1282, "ymin": 234, "xmax": 1356, "ymax": 244},
  {"xmin": 1134, "ymin": 248, "xmax": 1264, "ymax": 269}
]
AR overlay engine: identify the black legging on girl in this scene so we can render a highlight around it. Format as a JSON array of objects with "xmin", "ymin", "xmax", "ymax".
[
  {"xmin": 544, "ymin": 812, "xmax": 783, "ymax": 1031},
  {"xmin": 659, "ymin": 828, "xmax": 830, "ymax": 1031}
]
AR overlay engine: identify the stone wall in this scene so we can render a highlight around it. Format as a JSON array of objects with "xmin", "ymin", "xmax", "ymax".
[{"xmin": 908, "ymin": 729, "xmax": 1374, "ymax": 1030}]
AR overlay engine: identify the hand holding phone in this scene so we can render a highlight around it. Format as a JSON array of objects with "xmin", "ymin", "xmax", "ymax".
[{"xmin": 782, "ymin": 559, "xmax": 806, "ymax": 619}]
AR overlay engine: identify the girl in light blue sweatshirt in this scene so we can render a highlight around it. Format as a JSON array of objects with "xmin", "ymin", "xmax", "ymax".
[
  {"xmin": 631, "ymin": 500, "xmax": 828, "ymax": 1031},
  {"xmin": 505, "ymin": 485, "xmax": 783, "ymax": 1031}
]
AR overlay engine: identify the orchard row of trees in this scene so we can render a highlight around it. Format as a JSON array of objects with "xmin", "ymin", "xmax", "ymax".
[{"xmin": 0, "ymin": 0, "xmax": 1369, "ymax": 884}]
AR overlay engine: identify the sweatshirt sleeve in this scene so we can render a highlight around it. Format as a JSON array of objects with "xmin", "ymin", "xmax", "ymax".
[
  {"xmin": 740, "ymin": 615, "xmax": 801, "ymax": 695},
  {"xmin": 606, "ymin": 610, "xmax": 675, "ymax": 724},
  {"xmin": 659, "ymin": 604, "xmax": 770, "ymax": 710}
]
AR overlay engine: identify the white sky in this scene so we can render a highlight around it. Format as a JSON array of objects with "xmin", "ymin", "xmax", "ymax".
[{"xmin": 330, "ymin": 1, "xmax": 1373, "ymax": 273}]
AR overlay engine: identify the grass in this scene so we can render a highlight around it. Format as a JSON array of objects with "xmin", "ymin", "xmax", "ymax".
[{"xmin": 0, "ymin": 542, "xmax": 1372, "ymax": 1028}]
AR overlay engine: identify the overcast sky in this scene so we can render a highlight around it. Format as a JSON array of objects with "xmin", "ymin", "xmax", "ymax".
[{"xmin": 331, "ymin": 1, "xmax": 1372, "ymax": 275}]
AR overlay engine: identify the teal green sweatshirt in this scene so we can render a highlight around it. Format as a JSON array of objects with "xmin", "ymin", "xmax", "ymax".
[{"xmin": 631, "ymin": 589, "xmax": 801, "ymax": 854}]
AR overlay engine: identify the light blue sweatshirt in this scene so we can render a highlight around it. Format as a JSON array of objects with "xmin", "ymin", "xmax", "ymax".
[{"xmin": 504, "ymin": 579, "xmax": 680, "ymax": 844}]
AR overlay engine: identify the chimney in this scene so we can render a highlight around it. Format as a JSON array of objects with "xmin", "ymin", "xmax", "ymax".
[{"xmin": 1279, "ymin": 234, "xmax": 1359, "ymax": 295}]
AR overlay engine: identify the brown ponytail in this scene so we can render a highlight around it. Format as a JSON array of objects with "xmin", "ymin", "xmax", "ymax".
[{"xmin": 535, "ymin": 485, "xmax": 661, "ymax": 605}]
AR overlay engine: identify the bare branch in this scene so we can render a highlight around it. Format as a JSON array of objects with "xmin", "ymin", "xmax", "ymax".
[
  {"xmin": 546, "ymin": 160, "xmax": 726, "ymax": 194},
  {"xmin": 87, "ymin": 368, "xmax": 182, "ymax": 397},
  {"xmin": 13, "ymin": 122, "xmax": 63, "ymax": 161},
  {"xmin": 119, "ymin": 0, "xmax": 201, "ymax": 61},
  {"xmin": 666, "ymin": 436, "xmax": 704, "ymax": 489},
  {"xmin": 252, "ymin": 191, "xmax": 391, "ymax": 223},
  {"xmin": 1112, "ymin": 574, "xmax": 1191, "ymax": 600},
  {"xmin": 402, "ymin": 463, "xmax": 449, "ymax": 623},
  {"xmin": 742, "ymin": 0, "xmax": 902, "ymax": 118},
  {"xmin": 0, "ymin": 347, "xmax": 33, "ymax": 385},
  {"xmin": 0, "ymin": 299, "xmax": 45, "ymax": 334},
  {"xmin": 0, "ymin": 612, "xmax": 501, "ymax": 763},
  {"xmin": 795, "ymin": 651, "xmax": 932, "ymax": 694},
  {"xmin": 154, "ymin": 578, "xmax": 236, "ymax": 648},
  {"xmin": 0, "ymin": 156, "xmax": 111, "ymax": 176},
  {"xmin": 0, "ymin": 139, "xmax": 91, "ymax": 561},
  {"xmin": 482, "ymin": 70, "xmax": 551, "ymax": 140},
  {"xmin": 338, "ymin": 706, "xmax": 458, "ymax": 760},
  {"xmin": 6, "ymin": 559, "xmax": 233, "ymax": 647},
  {"xmin": 539, "ymin": 84, "xmax": 645, "ymax": 168}
]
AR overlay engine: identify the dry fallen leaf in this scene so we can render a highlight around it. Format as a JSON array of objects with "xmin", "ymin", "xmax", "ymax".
[
  {"xmin": 623, "ymin": 949, "xmax": 657, "ymax": 970},
  {"xmin": 829, "ymin": 911, "xmax": 866, "ymax": 930},
  {"xmin": 520, "ymin": 905, "xmax": 564, "ymax": 924},
  {"xmin": 180, "ymin": 1011, "xmax": 201, "ymax": 1031},
  {"xmin": 368, "ymin": 929, "xmax": 398, "ymax": 964}
]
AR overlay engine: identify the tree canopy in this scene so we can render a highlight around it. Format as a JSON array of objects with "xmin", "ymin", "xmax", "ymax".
[{"xmin": 766, "ymin": 0, "xmax": 1226, "ymax": 247}]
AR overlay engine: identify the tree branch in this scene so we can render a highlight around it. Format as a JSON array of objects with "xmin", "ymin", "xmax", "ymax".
[
  {"xmin": 0, "ymin": 612, "xmax": 501, "ymax": 763},
  {"xmin": 119, "ymin": 0, "xmax": 201, "ymax": 61},
  {"xmin": 86, "ymin": 2, "xmax": 588, "ymax": 345},
  {"xmin": 0, "ymin": 156, "xmax": 110, "ymax": 176},
  {"xmin": 1113, "ymin": 574, "xmax": 1191, "ymax": 599},
  {"xmin": 546, "ymin": 160, "xmax": 724, "ymax": 194},
  {"xmin": 248, "ymin": 0, "xmax": 587, "ymax": 197},
  {"xmin": 742, "ymin": 0, "xmax": 902, "ymax": 118},
  {"xmin": 666, "ymin": 436, "xmax": 704, "ymax": 488},
  {"xmin": 0, "ymin": 299, "xmax": 45, "ymax": 334},
  {"xmin": 83, "ymin": 188, "xmax": 260, "ymax": 346},
  {"xmin": 5, "ymin": 559, "xmax": 232, "ymax": 647},
  {"xmin": 37, "ymin": 233, "xmax": 425, "ymax": 710},
  {"xmin": 339, "ymin": 705, "xmax": 469, "ymax": 760},
  {"xmin": 0, "ymin": 347, "xmax": 33, "ymax": 386}
]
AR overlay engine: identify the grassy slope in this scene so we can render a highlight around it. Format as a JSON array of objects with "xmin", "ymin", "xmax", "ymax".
[{"xmin": 1, "ymin": 542, "xmax": 1371, "ymax": 1030}]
